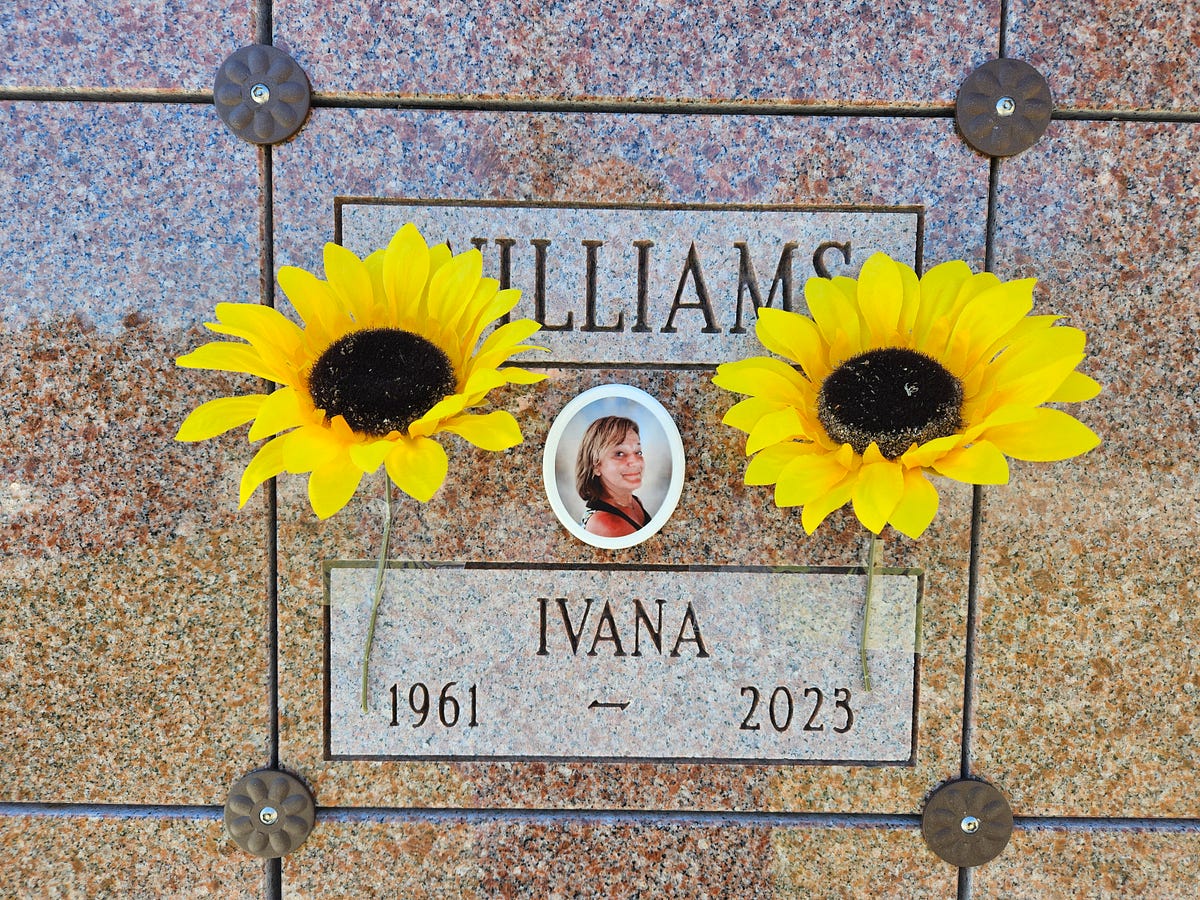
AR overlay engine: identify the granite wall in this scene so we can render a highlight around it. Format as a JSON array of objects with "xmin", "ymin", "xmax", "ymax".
[{"xmin": 2, "ymin": 1, "xmax": 1198, "ymax": 897}]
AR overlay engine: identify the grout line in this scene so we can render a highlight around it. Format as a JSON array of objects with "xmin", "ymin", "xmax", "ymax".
[
  {"xmin": 316, "ymin": 808, "xmax": 924, "ymax": 829},
  {"xmin": 960, "ymin": 485, "xmax": 985, "ymax": 780},
  {"xmin": 309, "ymin": 94, "xmax": 957, "ymax": 118},
  {"xmin": 0, "ymin": 802, "xmax": 1195, "ymax": 830},
  {"xmin": 256, "ymin": 0, "xmax": 273, "ymax": 46},
  {"xmin": 998, "ymin": 0, "xmax": 1010, "ymax": 60},
  {"xmin": 261, "ymin": 144, "xmax": 281, "ymax": 772},
  {"xmin": 1, "ymin": 87, "xmax": 1198, "ymax": 124}
]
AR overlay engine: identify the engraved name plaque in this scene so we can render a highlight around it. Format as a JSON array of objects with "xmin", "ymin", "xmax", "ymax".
[
  {"xmin": 336, "ymin": 199, "xmax": 922, "ymax": 364},
  {"xmin": 326, "ymin": 564, "xmax": 921, "ymax": 764}
]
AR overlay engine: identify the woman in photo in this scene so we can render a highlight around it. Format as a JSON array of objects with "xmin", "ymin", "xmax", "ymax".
[{"xmin": 575, "ymin": 415, "xmax": 652, "ymax": 537}]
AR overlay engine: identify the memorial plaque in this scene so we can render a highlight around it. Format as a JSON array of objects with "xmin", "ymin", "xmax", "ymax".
[
  {"xmin": 327, "ymin": 564, "xmax": 921, "ymax": 764},
  {"xmin": 336, "ymin": 199, "xmax": 922, "ymax": 364},
  {"xmin": 324, "ymin": 199, "xmax": 925, "ymax": 766}
]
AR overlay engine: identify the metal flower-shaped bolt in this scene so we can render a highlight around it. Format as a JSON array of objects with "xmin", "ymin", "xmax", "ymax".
[
  {"xmin": 214, "ymin": 44, "xmax": 311, "ymax": 145},
  {"xmin": 224, "ymin": 770, "xmax": 315, "ymax": 858},
  {"xmin": 922, "ymin": 779, "xmax": 1014, "ymax": 868},
  {"xmin": 956, "ymin": 58, "xmax": 1053, "ymax": 157}
]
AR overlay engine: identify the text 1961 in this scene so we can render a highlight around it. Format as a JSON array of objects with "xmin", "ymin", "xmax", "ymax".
[{"xmin": 390, "ymin": 681, "xmax": 479, "ymax": 729}]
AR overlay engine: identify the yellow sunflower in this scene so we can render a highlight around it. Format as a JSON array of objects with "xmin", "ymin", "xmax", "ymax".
[
  {"xmin": 175, "ymin": 223, "xmax": 546, "ymax": 518},
  {"xmin": 714, "ymin": 252, "xmax": 1101, "ymax": 539}
]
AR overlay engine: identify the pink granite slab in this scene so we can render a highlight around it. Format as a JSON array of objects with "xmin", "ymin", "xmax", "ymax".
[
  {"xmin": 0, "ymin": 102, "xmax": 270, "ymax": 804},
  {"xmin": 274, "ymin": 0, "xmax": 997, "ymax": 105},
  {"xmin": 284, "ymin": 818, "xmax": 957, "ymax": 898},
  {"xmin": 270, "ymin": 107, "xmax": 988, "ymax": 812},
  {"xmin": 1007, "ymin": 0, "xmax": 1200, "ymax": 111},
  {"xmin": 975, "ymin": 120, "xmax": 1200, "ymax": 816},
  {"xmin": 0, "ymin": 815, "xmax": 264, "ymax": 897},
  {"xmin": 0, "ymin": 2, "xmax": 257, "ymax": 91},
  {"xmin": 974, "ymin": 828, "xmax": 1200, "ymax": 899}
]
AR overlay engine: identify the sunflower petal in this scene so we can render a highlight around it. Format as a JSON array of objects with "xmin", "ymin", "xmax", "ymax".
[
  {"xmin": 176, "ymin": 395, "xmax": 266, "ymax": 441},
  {"xmin": 801, "ymin": 474, "xmax": 857, "ymax": 534},
  {"xmin": 744, "ymin": 442, "xmax": 810, "ymax": 485},
  {"xmin": 746, "ymin": 405, "xmax": 808, "ymax": 455},
  {"xmin": 176, "ymin": 341, "xmax": 280, "ymax": 382},
  {"xmin": 851, "ymin": 455, "xmax": 905, "ymax": 534},
  {"xmin": 984, "ymin": 407, "xmax": 1101, "ymax": 461},
  {"xmin": 324, "ymin": 242, "xmax": 377, "ymax": 326},
  {"xmin": 348, "ymin": 438, "xmax": 397, "ymax": 473},
  {"xmin": 382, "ymin": 223, "xmax": 432, "ymax": 321},
  {"xmin": 247, "ymin": 386, "xmax": 304, "ymax": 441},
  {"xmin": 722, "ymin": 396, "xmax": 786, "ymax": 435},
  {"xmin": 932, "ymin": 440, "xmax": 1010, "ymax": 484},
  {"xmin": 441, "ymin": 410, "xmax": 524, "ymax": 450},
  {"xmin": 1046, "ymin": 370, "xmax": 1103, "ymax": 402},
  {"xmin": 856, "ymin": 252, "xmax": 906, "ymax": 347},
  {"xmin": 888, "ymin": 469, "xmax": 940, "ymax": 539},
  {"xmin": 944, "ymin": 278, "xmax": 1036, "ymax": 375},
  {"xmin": 804, "ymin": 276, "xmax": 861, "ymax": 356},
  {"xmin": 239, "ymin": 435, "xmax": 288, "ymax": 506},
  {"xmin": 385, "ymin": 436, "xmax": 449, "ymax": 502},
  {"xmin": 282, "ymin": 423, "xmax": 345, "ymax": 473},
  {"xmin": 427, "ymin": 247, "xmax": 483, "ymax": 326},
  {"xmin": 276, "ymin": 265, "xmax": 350, "ymax": 345},
  {"xmin": 775, "ymin": 451, "xmax": 852, "ymax": 507},
  {"xmin": 712, "ymin": 357, "xmax": 808, "ymax": 405},
  {"xmin": 754, "ymin": 307, "xmax": 829, "ymax": 382},
  {"xmin": 308, "ymin": 455, "xmax": 364, "ymax": 520}
]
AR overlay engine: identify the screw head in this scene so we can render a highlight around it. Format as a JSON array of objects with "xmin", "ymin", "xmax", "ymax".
[
  {"xmin": 249, "ymin": 83, "xmax": 271, "ymax": 104},
  {"xmin": 995, "ymin": 96, "xmax": 1016, "ymax": 117},
  {"xmin": 960, "ymin": 815, "xmax": 981, "ymax": 834},
  {"xmin": 258, "ymin": 806, "xmax": 279, "ymax": 826}
]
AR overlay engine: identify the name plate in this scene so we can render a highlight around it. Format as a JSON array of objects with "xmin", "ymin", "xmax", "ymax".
[
  {"xmin": 326, "ymin": 564, "xmax": 920, "ymax": 765},
  {"xmin": 336, "ymin": 199, "xmax": 921, "ymax": 364}
]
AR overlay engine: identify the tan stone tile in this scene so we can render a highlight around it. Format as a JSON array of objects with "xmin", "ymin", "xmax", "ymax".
[
  {"xmin": 974, "ymin": 827, "xmax": 1200, "ymax": 899},
  {"xmin": 976, "ymin": 121, "xmax": 1200, "ymax": 815},
  {"xmin": 274, "ymin": 0, "xmax": 996, "ymax": 105},
  {"xmin": 0, "ymin": 815, "xmax": 264, "ymax": 898}
]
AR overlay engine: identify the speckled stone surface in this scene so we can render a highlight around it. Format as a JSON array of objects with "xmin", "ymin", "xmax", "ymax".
[
  {"xmin": 1006, "ymin": 1, "xmax": 1200, "ymax": 111},
  {"xmin": 0, "ymin": 2, "xmax": 256, "ymax": 91},
  {"xmin": 974, "ymin": 120, "xmax": 1200, "ymax": 817},
  {"xmin": 284, "ymin": 819, "xmax": 956, "ymax": 898},
  {"xmin": 271, "ymin": 108, "xmax": 984, "ymax": 811},
  {"xmin": 275, "ymin": 0, "xmax": 996, "ymax": 105},
  {"xmin": 6, "ymin": 0, "xmax": 1200, "ymax": 893},
  {"xmin": 0, "ymin": 103, "xmax": 270, "ymax": 803},
  {"xmin": 0, "ymin": 815, "xmax": 264, "ymax": 897},
  {"xmin": 974, "ymin": 828, "xmax": 1200, "ymax": 899}
]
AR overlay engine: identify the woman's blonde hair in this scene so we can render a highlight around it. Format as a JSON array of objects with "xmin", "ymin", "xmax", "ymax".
[{"xmin": 575, "ymin": 416, "xmax": 640, "ymax": 502}]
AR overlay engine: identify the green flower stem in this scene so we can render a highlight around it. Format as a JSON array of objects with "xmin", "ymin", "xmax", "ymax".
[
  {"xmin": 861, "ymin": 532, "xmax": 880, "ymax": 693},
  {"xmin": 360, "ymin": 474, "xmax": 395, "ymax": 713}
]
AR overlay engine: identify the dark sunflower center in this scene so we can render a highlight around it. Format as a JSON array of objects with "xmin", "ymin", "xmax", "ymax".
[
  {"xmin": 308, "ymin": 328, "xmax": 455, "ymax": 436},
  {"xmin": 817, "ymin": 347, "xmax": 963, "ymax": 459}
]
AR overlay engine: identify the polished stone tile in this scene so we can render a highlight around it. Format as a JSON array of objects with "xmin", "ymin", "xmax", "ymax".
[
  {"xmin": 284, "ymin": 819, "xmax": 956, "ymax": 899},
  {"xmin": 0, "ymin": 103, "xmax": 270, "ymax": 803},
  {"xmin": 0, "ymin": 815, "xmax": 264, "ymax": 898},
  {"xmin": 0, "ymin": 2, "xmax": 256, "ymax": 91},
  {"xmin": 1007, "ymin": 1, "xmax": 1200, "ymax": 111},
  {"xmin": 270, "ymin": 108, "xmax": 987, "ymax": 810},
  {"xmin": 975, "ymin": 120, "xmax": 1200, "ymax": 815},
  {"xmin": 974, "ymin": 828, "xmax": 1200, "ymax": 899},
  {"xmin": 275, "ymin": 0, "xmax": 996, "ymax": 105}
]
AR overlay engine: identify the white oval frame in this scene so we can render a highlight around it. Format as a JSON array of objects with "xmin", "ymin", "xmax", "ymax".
[{"xmin": 542, "ymin": 384, "xmax": 685, "ymax": 550}]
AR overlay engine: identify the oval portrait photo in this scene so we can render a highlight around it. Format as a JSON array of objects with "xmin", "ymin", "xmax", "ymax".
[{"xmin": 543, "ymin": 384, "xmax": 685, "ymax": 550}]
